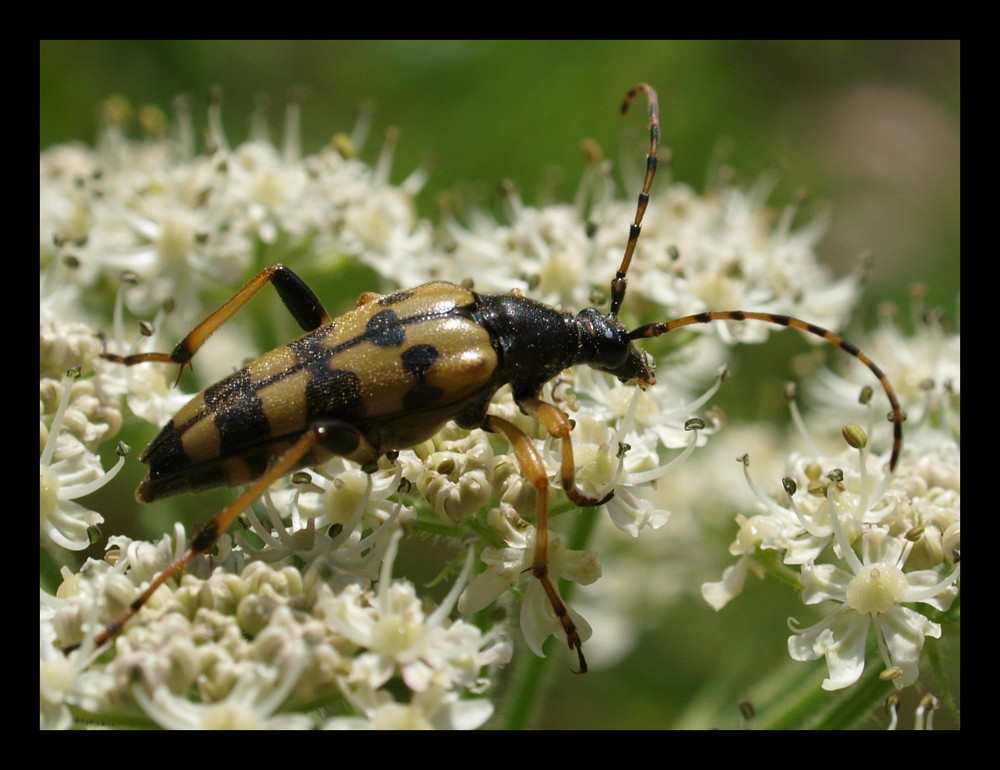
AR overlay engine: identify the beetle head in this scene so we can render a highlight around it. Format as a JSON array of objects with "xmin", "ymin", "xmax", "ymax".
[{"xmin": 575, "ymin": 308, "xmax": 656, "ymax": 388}]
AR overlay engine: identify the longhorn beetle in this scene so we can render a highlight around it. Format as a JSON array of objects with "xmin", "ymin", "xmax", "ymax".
[{"xmin": 79, "ymin": 83, "xmax": 905, "ymax": 673}]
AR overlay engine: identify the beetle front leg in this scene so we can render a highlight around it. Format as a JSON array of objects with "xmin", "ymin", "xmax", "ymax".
[
  {"xmin": 102, "ymin": 264, "xmax": 332, "ymax": 380},
  {"xmin": 484, "ymin": 413, "xmax": 588, "ymax": 674},
  {"xmin": 520, "ymin": 396, "xmax": 613, "ymax": 508}
]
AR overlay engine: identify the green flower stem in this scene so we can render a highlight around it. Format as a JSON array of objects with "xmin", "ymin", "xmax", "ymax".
[{"xmin": 746, "ymin": 647, "xmax": 894, "ymax": 729}]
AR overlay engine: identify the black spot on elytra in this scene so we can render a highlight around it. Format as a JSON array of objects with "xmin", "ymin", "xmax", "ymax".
[
  {"xmin": 289, "ymin": 332, "xmax": 336, "ymax": 365},
  {"xmin": 400, "ymin": 344, "xmax": 443, "ymax": 410},
  {"xmin": 307, "ymin": 368, "xmax": 366, "ymax": 424},
  {"xmin": 366, "ymin": 309, "xmax": 406, "ymax": 347},
  {"xmin": 139, "ymin": 420, "xmax": 188, "ymax": 485},
  {"xmin": 403, "ymin": 383, "xmax": 444, "ymax": 410},
  {"xmin": 401, "ymin": 344, "xmax": 440, "ymax": 378},
  {"xmin": 377, "ymin": 289, "xmax": 414, "ymax": 306},
  {"xmin": 204, "ymin": 369, "xmax": 270, "ymax": 457},
  {"xmin": 203, "ymin": 368, "xmax": 252, "ymax": 409}
]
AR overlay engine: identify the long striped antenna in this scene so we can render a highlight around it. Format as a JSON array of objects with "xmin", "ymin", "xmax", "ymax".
[
  {"xmin": 629, "ymin": 311, "xmax": 905, "ymax": 471},
  {"xmin": 609, "ymin": 82, "xmax": 659, "ymax": 319}
]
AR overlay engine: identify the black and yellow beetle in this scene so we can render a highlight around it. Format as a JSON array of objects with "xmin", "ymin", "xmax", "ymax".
[{"xmin": 83, "ymin": 84, "xmax": 905, "ymax": 673}]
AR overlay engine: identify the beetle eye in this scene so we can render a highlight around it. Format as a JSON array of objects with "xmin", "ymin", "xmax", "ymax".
[{"xmin": 576, "ymin": 309, "xmax": 626, "ymax": 370}]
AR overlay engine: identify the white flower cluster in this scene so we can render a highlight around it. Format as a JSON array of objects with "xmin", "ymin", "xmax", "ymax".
[
  {"xmin": 702, "ymin": 307, "xmax": 960, "ymax": 691},
  {"xmin": 41, "ymin": 92, "xmax": 956, "ymax": 729},
  {"xmin": 40, "ymin": 368, "xmax": 124, "ymax": 551},
  {"xmin": 40, "ymin": 96, "xmax": 504, "ymax": 730},
  {"xmin": 43, "ymin": 466, "xmax": 513, "ymax": 730}
]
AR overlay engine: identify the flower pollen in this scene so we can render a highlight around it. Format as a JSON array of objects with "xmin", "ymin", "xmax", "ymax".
[{"xmin": 845, "ymin": 562, "xmax": 908, "ymax": 615}]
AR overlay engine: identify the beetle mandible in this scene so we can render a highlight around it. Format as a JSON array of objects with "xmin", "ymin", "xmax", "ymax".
[{"xmin": 83, "ymin": 84, "xmax": 905, "ymax": 673}]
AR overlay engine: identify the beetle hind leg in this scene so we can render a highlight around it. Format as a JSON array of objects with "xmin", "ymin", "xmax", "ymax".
[
  {"xmin": 62, "ymin": 420, "xmax": 377, "ymax": 656},
  {"xmin": 101, "ymin": 264, "xmax": 332, "ymax": 381}
]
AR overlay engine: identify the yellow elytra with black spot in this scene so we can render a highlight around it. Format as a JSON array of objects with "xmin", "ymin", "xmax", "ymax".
[
  {"xmin": 87, "ymin": 84, "xmax": 905, "ymax": 675},
  {"xmin": 139, "ymin": 282, "xmax": 503, "ymax": 501}
]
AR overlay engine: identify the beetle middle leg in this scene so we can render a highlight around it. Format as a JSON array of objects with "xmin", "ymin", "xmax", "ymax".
[
  {"xmin": 484, "ymin": 413, "xmax": 589, "ymax": 674},
  {"xmin": 102, "ymin": 263, "xmax": 331, "ymax": 380}
]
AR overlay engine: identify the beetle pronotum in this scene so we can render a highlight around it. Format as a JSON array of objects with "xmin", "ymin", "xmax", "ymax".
[{"xmin": 76, "ymin": 84, "xmax": 905, "ymax": 674}]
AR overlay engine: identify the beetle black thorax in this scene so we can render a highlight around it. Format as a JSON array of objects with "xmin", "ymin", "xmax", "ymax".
[
  {"xmin": 473, "ymin": 293, "xmax": 582, "ymax": 402},
  {"xmin": 473, "ymin": 293, "xmax": 654, "ymax": 402}
]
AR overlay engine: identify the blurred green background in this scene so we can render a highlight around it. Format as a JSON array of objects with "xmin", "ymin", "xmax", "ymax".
[
  {"xmin": 40, "ymin": 41, "xmax": 960, "ymax": 729},
  {"xmin": 41, "ymin": 41, "xmax": 959, "ymax": 305}
]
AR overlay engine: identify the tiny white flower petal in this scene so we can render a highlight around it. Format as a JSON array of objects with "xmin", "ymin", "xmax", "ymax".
[
  {"xmin": 876, "ymin": 606, "xmax": 941, "ymax": 688},
  {"xmin": 458, "ymin": 570, "xmax": 511, "ymax": 615},
  {"xmin": 701, "ymin": 557, "xmax": 751, "ymax": 611},
  {"xmin": 788, "ymin": 609, "xmax": 870, "ymax": 690},
  {"xmin": 800, "ymin": 562, "xmax": 852, "ymax": 605},
  {"xmin": 439, "ymin": 696, "xmax": 495, "ymax": 730}
]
